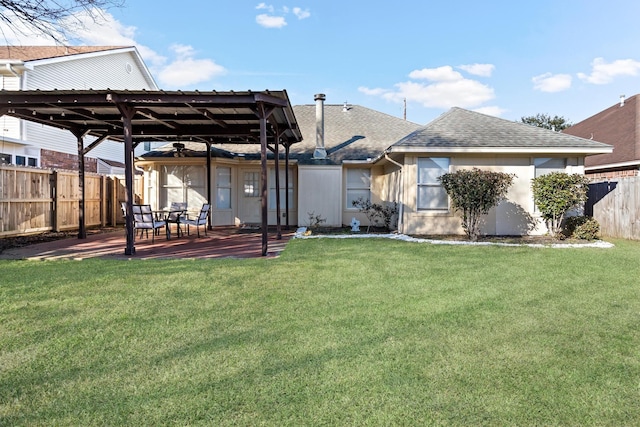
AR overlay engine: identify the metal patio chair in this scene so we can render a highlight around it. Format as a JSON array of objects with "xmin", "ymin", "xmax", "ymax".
[
  {"xmin": 183, "ymin": 204, "xmax": 210, "ymax": 237},
  {"xmin": 132, "ymin": 204, "xmax": 166, "ymax": 242}
]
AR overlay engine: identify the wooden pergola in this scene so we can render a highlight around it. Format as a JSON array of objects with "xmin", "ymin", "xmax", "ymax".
[{"xmin": 0, "ymin": 89, "xmax": 302, "ymax": 256}]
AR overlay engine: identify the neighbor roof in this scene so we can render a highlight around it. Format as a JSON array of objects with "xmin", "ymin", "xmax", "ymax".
[
  {"xmin": 388, "ymin": 107, "xmax": 613, "ymax": 155},
  {"xmin": 0, "ymin": 45, "xmax": 126, "ymax": 61},
  {"xmin": 563, "ymin": 95, "xmax": 639, "ymax": 170}
]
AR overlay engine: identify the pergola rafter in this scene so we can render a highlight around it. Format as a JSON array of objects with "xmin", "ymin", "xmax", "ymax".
[{"xmin": 0, "ymin": 89, "xmax": 302, "ymax": 256}]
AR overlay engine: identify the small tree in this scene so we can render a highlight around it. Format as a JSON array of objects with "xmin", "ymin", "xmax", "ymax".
[
  {"xmin": 531, "ymin": 172, "xmax": 589, "ymax": 238},
  {"xmin": 438, "ymin": 168, "xmax": 515, "ymax": 240},
  {"xmin": 521, "ymin": 113, "xmax": 572, "ymax": 131}
]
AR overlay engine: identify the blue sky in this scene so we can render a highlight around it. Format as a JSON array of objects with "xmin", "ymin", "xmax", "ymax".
[{"xmin": 4, "ymin": 1, "xmax": 640, "ymax": 125}]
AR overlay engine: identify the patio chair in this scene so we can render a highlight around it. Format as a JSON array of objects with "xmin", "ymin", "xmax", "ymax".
[
  {"xmin": 132, "ymin": 204, "xmax": 166, "ymax": 243},
  {"xmin": 165, "ymin": 202, "xmax": 187, "ymax": 237},
  {"xmin": 183, "ymin": 204, "xmax": 210, "ymax": 237}
]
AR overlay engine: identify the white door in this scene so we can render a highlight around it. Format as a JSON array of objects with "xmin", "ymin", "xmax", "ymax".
[{"xmin": 238, "ymin": 170, "xmax": 262, "ymax": 224}]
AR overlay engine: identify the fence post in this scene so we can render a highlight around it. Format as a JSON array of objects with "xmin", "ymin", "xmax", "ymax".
[{"xmin": 51, "ymin": 170, "xmax": 59, "ymax": 232}]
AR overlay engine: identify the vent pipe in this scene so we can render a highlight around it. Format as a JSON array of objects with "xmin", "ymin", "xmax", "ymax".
[
  {"xmin": 620, "ymin": 94, "xmax": 626, "ymax": 107},
  {"xmin": 313, "ymin": 93, "xmax": 327, "ymax": 159}
]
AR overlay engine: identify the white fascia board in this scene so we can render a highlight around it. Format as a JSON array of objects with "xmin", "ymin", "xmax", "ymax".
[
  {"xmin": 24, "ymin": 47, "xmax": 136, "ymax": 67},
  {"xmin": 386, "ymin": 146, "xmax": 613, "ymax": 155},
  {"xmin": 585, "ymin": 160, "xmax": 640, "ymax": 171}
]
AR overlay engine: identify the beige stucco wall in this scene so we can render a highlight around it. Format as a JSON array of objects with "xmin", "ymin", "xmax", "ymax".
[
  {"xmin": 298, "ymin": 165, "xmax": 342, "ymax": 227},
  {"xmin": 139, "ymin": 158, "xmax": 299, "ymax": 227},
  {"xmin": 400, "ymin": 154, "xmax": 586, "ymax": 236}
]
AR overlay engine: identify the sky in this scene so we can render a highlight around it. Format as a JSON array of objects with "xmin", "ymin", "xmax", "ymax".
[{"xmin": 3, "ymin": 0, "xmax": 640, "ymax": 125}]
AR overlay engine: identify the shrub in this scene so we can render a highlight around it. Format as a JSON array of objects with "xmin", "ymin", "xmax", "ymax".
[
  {"xmin": 438, "ymin": 168, "xmax": 515, "ymax": 241},
  {"xmin": 352, "ymin": 198, "xmax": 399, "ymax": 232},
  {"xmin": 572, "ymin": 216, "xmax": 600, "ymax": 240},
  {"xmin": 531, "ymin": 172, "xmax": 589, "ymax": 238}
]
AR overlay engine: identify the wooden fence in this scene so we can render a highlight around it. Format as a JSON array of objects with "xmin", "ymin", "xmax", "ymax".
[
  {"xmin": 587, "ymin": 176, "xmax": 640, "ymax": 240},
  {"xmin": 0, "ymin": 165, "xmax": 143, "ymax": 237}
]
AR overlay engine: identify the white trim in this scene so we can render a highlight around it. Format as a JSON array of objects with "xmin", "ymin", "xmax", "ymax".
[
  {"xmin": 585, "ymin": 160, "xmax": 640, "ymax": 171},
  {"xmin": 387, "ymin": 146, "xmax": 613, "ymax": 155}
]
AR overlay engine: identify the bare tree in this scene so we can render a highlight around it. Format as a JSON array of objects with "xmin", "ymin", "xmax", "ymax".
[{"xmin": 0, "ymin": 0, "xmax": 125, "ymax": 44}]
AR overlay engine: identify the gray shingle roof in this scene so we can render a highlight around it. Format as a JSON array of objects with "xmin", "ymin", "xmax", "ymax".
[
  {"xmin": 146, "ymin": 103, "xmax": 422, "ymax": 163},
  {"xmin": 291, "ymin": 104, "xmax": 421, "ymax": 163},
  {"xmin": 390, "ymin": 107, "xmax": 613, "ymax": 153}
]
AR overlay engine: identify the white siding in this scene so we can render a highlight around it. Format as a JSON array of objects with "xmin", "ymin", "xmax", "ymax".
[
  {"xmin": 19, "ymin": 50, "xmax": 156, "ymax": 163},
  {"xmin": 298, "ymin": 165, "xmax": 342, "ymax": 227},
  {"xmin": 25, "ymin": 51, "xmax": 154, "ymax": 90},
  {"xmin": 1, "ymin": 75, "xmax": 21, "ymax": 140}
]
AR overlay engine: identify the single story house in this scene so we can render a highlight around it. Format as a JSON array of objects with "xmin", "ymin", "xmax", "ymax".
[
  {"xmin": 137, "ymin": 97, "xmax": 613, "ymax": 236},
  {"xmin": 563, "ymin": 94, "xmax": 639, "ymax": 180}
]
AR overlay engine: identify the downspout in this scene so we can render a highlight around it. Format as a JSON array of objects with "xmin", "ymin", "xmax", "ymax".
[{"xmin": 385, "ymin": 153, "xmax": 404, "ymax": 234}]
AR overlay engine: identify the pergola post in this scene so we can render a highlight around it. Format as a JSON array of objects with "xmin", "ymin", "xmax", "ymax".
[
  {"xmin": 285, "ymin": 144, "xmax": 291, "ymax": 230},
  {"xmin": 117, "ymin": 103, "xmax": 137, "ymax": 256},
  {"xmin": 75, "ymin": 131, "xmax": 87, "ymax": 239},
  {"xmin": 274, "ymin": 136, "xmax": 282, "ymax": 240},
  {"xmin": 206, "ymin": 141, "xmax": 213, "ymax": 230},
  {"xmin": 256, "ymin": 102, "xmax": 275, "ymax": 256}
]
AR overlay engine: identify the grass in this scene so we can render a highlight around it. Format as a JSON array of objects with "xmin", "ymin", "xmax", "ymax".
[{"xmin": 1, "ymin": 237, "xmax": 640, "ymax": 425}]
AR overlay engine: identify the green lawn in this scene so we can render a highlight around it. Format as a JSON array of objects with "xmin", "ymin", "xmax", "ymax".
[{"xmin": 1, "ymin": 237, "xmax": 639, "ymax": 426}]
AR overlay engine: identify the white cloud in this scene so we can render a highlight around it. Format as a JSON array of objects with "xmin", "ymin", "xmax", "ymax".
[
  {"xmin": 532, "ymin": 72, "xmax": 572, "ymax": 93},
  {"xmin": 256, "ymin": 3, "xmax": 274, "ymax": 12},
  {"xmin": 362, "ymin": 65, "xmax": 495, "ymax": 110},
  {"xmin": 155, "ymin": 44, "xmax": 226, "ymax": 88},
  {"xmin": 256, "ymin": 13, "xmax": 287, "ymax": 28},
  {"xmin": 409, "ymin": 66, "xmax": 463, "ymax": 82},
  {"xmin": 357, "ymin": 86, "xmax": 388, "ymax": 96},
  {"xmin": 458, "ymin": 63, "xmax": 495, "ymax": 77},
  {"xmin": 577, "ymin": 57, "xmax": 640, "ymax": 84},
  {"xmin": 293, "ymin": 7, "xmax": 311, "ymax": 19},
  {"xmin": 0, "ymin": 10, "xmax": 66, "ymax": 44},
  {"xmin": 255, "ymin": 5, "xmax": 310, "ymax": 28}
]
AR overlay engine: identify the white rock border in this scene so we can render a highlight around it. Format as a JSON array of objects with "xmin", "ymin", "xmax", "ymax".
[{"xmin": 294, "ymin": 227, "xmax": 614, "ymax": 249}]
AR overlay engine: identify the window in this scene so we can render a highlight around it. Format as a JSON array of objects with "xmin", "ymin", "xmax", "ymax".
[
  {"xmin": 534, "ymin": 158, "xmax": 566, "ymax": 177},
  {"xmin": 346, "ymin": 168, "xmax": 371, "ymax": 208},
  {"xmin": 417, "ymin": 157, "xmax": 450, "ymax": 210},
  {"xmin": 269, "ymin": 168, "xmax": 294, "ymax": 209},
  {"xmin": 0, "ymin": 153, "xmax": 11, "ymax": 165},
  {"xmin": 160, "ymin": 165, "xmax": 206, "ymax": 209},
  {"xmin": 14, "ymin": 155, "xmax": 38, "ymax": 167},
  {"xmin": 216, "ymin": 167, "xmax": 231, "ymax": 209},
  {"xmin": 244, "ymin": 172, "xmax": 260, "ymax": 197}
]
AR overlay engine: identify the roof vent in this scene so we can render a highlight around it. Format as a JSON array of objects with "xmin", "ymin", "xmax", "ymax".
[
  {"xmin": 343, "ymin": 101, "xmax": 349, "ymax": 112},
  {"xmin": 620, "ymin": 94, "xmax": 626, "ymax": 107}
]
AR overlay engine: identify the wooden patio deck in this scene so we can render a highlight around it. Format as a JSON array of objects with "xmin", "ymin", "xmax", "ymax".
[{"xmin": 0, "ymin": 227, "xmax": 294, "ymax": 261}]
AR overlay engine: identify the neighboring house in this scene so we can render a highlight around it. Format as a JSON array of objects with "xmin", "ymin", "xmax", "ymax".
[
  {"xmin": 0, "ymin": 45, "xmax": 158, "ymax": 172},
  {"xmin": 137, "ymin": 99, "xmax": 612, "ymax": 236},
  {"xmin": 563, "ymin": 94, "xmax": 639, "ymax": 180}
]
